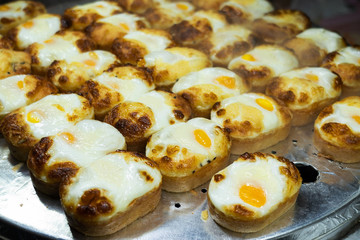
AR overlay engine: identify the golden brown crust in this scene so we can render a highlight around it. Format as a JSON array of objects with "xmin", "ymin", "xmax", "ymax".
[
  {"xmin": 0, "ymin": 34, "xmax": 14, "ymax": 49},
  {"xmin": 115, "ymin": 0, "xmax": 154, "ymax": 14},
  {"xmin": 208, "ymin": 189, "xmax": 299, "ymax": 232},
  {"xmin": 219, "ymin": 4, "xmax": 251, "ymax": 24},
  {"xmin": 284, "ymin": 37, "xmax": 325, "ymax": 67},
  {"xmin": 251, "ymin": 9, "xmax": 310, "ymax": 44},
  {"xmin": 24, "ymin": 75, "xmax": 59, "ymax": 104},
  {"xmin": 60, "ymin": 183, "xmax": 161, "ymax": 236},
  {"xmin": 0, "ymin": 49, "xmax": 31, "ymax": 79}
]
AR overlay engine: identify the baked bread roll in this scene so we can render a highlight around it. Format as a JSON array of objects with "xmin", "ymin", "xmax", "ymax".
[
  {"xmin": 0, "ymin": 74, "xmax": 57, "ymax": 119},
  {"xmin": 208, "ymin": 152, "xmax": 302, "ymax": 233},
  {"xmin": 192, "ymin": 0, "xmax": 227, "ymax": 10},
  {"xmin": 143, "ymin": 1, "xmax": 195, "ymax": 29},
  {"xmin": 63, "ymin": 1, "xmax": 123, "ymax": 30},
  {"xmin": 141, "ymin": 47, "xmax": 212, "ymax": 89},
  {"xmin": 7, "ymin": 13, "xmax": 67, "ymax": 50},
  {"xmin": 198, "ymin": 25, "xmax": 256, "ymax": 67},
  {"xmin": 284, "ymin": 28, "xmax": 346, "ymax": 67},
  {"xmin": 27, "ymin": 119, "xmax": 126, "ymax": 197},
  {"xmin": 103, "ymin": 90, "xmax": 191, "ymax": 152},
  {"xmin": 111, "ymin": 28, "xmax": 174, "ymax": 65},
  {"xmin": 211, "ymin": 92, "xmax": 292, "ymax": 154},
  {"xmin": 0, "ymin": 49, "xmax": 31, "ymax": 79},
  {"xmin": 0, "ymin": 94, "xmax": 94, "ymax": 162},
  {"xmin": 47, "ymin": 50, "xmax": 120, "ymax": 92},
  {"xmin": 172, "ymin": 67, "xmax": 250, "ymax": 118},
  {"xmin": 219, "ymin": 0, "xmax": 273, "ymax": 24},
  {"xmin": 0, "ymin": 34, "xmax": 14, "ymax": 49},
  {"xmin": 146, "ymin": 117, "xmax": 231, "ymax": 192},
  {"xmin": 86, "ymin": 13, "xmax": 149, "ymax": 50},
  {"xmin": 77, "ymin": 65, "xmax": 155, "ymax": 120},
  {"xmin": 60, "ymin": 150, "xmax": 162, "ymax": 236},
  {"xmin": 314, "ymin": 96, "xmax": 360, "ymax": 163},
  {"xmin": 0, "ymin": 1, "xmax": 46, "ymax": 35},
  {"xmin": 26, "ymin": 30, "xmax": 95, "ymax": 75},
  {"xmin": 266, "ymin": 67, "xmax": 342, "ymax": 126},
  {"xmin": 251, "ymin": 9, "xmax": 310, "ymax": 44},
  {"xmin": 322, "ymin": 46, "xmax": 360, "ymax": 91},
  {"xmin": 115, "ymin": 0, "xmax": 154, "ymax": 14},
  {"xmin": 228, "ymin": 44, "xmax": 299, "ymax": 92}
]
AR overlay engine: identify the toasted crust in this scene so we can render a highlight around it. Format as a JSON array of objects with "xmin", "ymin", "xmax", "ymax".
[
  {"xmin": 252, "ymin": 9, "xmax": 310, "ymax": 44},
  {"xmin": 208, "ymin": 189, "xmax": 299, "ymax": 232},
  {"xmin": 115, "ymin": 0, "xmax": 154, "ymax": 14},
  {"xmin": 0, "ymin": 49, "xmax": 31, "ymax": 79}
]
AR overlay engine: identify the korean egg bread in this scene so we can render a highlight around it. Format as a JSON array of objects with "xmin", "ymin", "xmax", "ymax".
[{"xmin": 0, "ymin": 0, "xmax": 359, "ymax": 237}]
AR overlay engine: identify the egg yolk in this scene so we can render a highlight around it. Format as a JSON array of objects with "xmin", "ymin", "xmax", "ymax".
[
  {"xmin": 215, "ymin": 76, "xmax": 236, "ymax": 89},
  {"xmin": 352, "ymin": 116, "xmax": 360, "ymax": 124},
  {"xmin": 44, "ymin": 39, "xmax": 54, "ymax": 44},
  {"xmin": 176, "ymin": 3, "xmax": 189, "ymax": 11},
  {"xmin": 17, "ymin": 81, "xmax": 24, "ymax": 90},
  {"xmin": 256, "ymin": 98, "xmax": 274, "ymax": 111},
  {"xmin": 27, "ymin": 110, "xmax": 44, "ymax": 123},
  {"xmin": 58, "ymin": 132, "xmax": 76, "ymax": 144},
  {"xmin": 119, "ymin": 23, "xmax": 130, "ymax": 32},
  {"xmin": 53, "ymin": 104, "xmax": 65, "ymax": 112},
  {"xmin": 96, "ymin": 4, "xmax": 105, "ymax": 8},
  {"xmin": 194, "ymin": 129, "xmax": 211, "ymax": 148},
  {"xmin": 23, "ymin": 21, "xmax": 34, "ymax": 29},
  {"xmin": 239, "ymin": 184, "xmax": 266, "ymax": 208},
  {"xmin": 305, "ymin": 73, "xmax": 319, "ymax": 82},
  {"xmin": 83, "ymin": 59, "xmax": 97, "ymax": 67},
  {"xmin": 241, "ymin": 54, "xmax": 256, "ymax": 62}
]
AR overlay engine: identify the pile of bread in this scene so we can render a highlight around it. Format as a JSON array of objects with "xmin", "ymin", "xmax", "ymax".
[{"xmin": 0, "ymin": 0, "xmax": 359, "ymax": 236}]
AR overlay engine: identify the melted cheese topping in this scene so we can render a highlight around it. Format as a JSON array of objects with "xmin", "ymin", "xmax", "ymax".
[
  {"xmin": 210, "ymin": 25, "xmax": 252, "ymax": 53},
  {"xmin": 316, "ymin": 99, "xmax": 360, "ymax": 134},
  {"xmin": 211, "ymin": 93, "xmax": 283, "ymax": 137},
  {"xmin": 144, "ymin": 49, "xmax": 189, "ymax": 66},
  {"xmin": 136, "ymin": 91, "xmax": 175, "ymax": 133},
  {"xmin": 16, "ymin": 14, "xmax": 61, "ymax": 49},
  {"xmin": 62, "ymin": 151, "xmax": 161, "ymax": 217},
  {"xmin": 261, "ymin": 12, "xmax": 306, "ymax": 30},
  {"xmin": 159, "ymin": 1, "xmax": 194, "ymax": 16},
  {"xmin": 0, "ymin": 1, "xmax": 28, "ymax": 19},
  {"xmin": 24, "ymin": 94, "xmax": 94, "ymax": 139},
  {"xmin": 192, "ymin": 10, "xmax": 227, "ymax": 32},
  {"xmin": 279, "ymin": 67, "xmax": 341, "ymax": 109},
  {"xmin": 70, "ymin": 1, "xmax": 122, "ymax": 17},
  {"xmin": 332, "ymin": 46, "xmax": 360, "ymax": 66},
  {"xmin": 172, "ymin": 67, "xmax": 248, "ymax": 95},
  {"xmin": 124, "ymin": 30, "xmax": 172, "ymax": 53},
  {"xmin": 42, "ymin": 120, "xmax": 126, "ymax": 182},
  {"xmin": 98, "ymin": 13, "xmax": 147, "ymax": 32},
  {"xmin": 147, "ymin": 118, "xmax": 219, "ymax": 158},
  {"xmin": 228, "ymin": 45, "xmax": 299, "ymax": 76},
  {"xmin": 220, "ymin": 0, "xmax": 274, "ymax": 20},
  {"xmin": 297, "ymin": 28, "xmax": 345, "ymax": 53},
  {"xmin": 208, "ymin": 155, "xmax": 287, "ymax": 217},
  {"xmin": 69, "ymin": 50, "xmax": 117, "ymax": 72},
  {"xmin": 0, "ymin": 75, "xmax": 28, "ymax": 116},
  {"xmin": 95, "ymin": 72, "xmax": 155, "ymax": 101}
]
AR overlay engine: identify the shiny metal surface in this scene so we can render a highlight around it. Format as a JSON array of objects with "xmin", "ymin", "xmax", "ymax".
[{"xmin": 1, "ymin": 123, "xmax": 360, "ymax": 240}]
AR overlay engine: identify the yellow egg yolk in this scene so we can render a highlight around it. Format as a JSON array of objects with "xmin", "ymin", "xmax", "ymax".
[
  {"xmin": 58, "ymin": 132, "xmax": 76, "ymax": 144},
  {"xmin": 23, "ymin": 21, "xmax": 34, "ymax": 29},
  {"xmin": 0, "ymin": 6, "xmax": 10, "ymax": 11},
  {"xmin": 83, "ymin": 59, "xmax": 97, "ymax": 67},
  {"xmin": 176, "ymin": 3, "xmax": 189, "ymax": 11},
  {"xmin": 305, "ymin": 73, "xmax": 319, "ymax": 82},
  {"xmin": 352, "ymin": 116, "xmax": 360, "ymax": 124},
  {"xmin": 27, "ymin": 110, "xmax": 44, "ymax": 123},
  {"xmin": 239, "ymin": 184, "xmax": 266, "ymax": 208},
  {"xmin": 53, "ymin": 104, "xmax": 65, "ymax": 112},
  {"xmin": 96, "ymin": 4, "xmax": 105, "ymax": 8},
  {"xmin": 256, "ymin": 98, "xmax": 274, "ymax": 111},
  {"xmin": 119, "ymin": 23, "xmax": 130, "ymax": 32},
  {"xmin": 194, "ymin": 129, "xmax": 211, "ymax": 148},
  {"xmin": 17, "ymin": 81, "xmax": 24, "ymax": 90},
  {"xmin": 44, "ymin": 39, "xmax": 54, "ymax": 44},
  {"xmin": 215, "ymin": 76, "xmax": 236, "ymax": 89},
  {"xmin": 241, "ymin": 54, "xmax": 256, "ymax": 62}
]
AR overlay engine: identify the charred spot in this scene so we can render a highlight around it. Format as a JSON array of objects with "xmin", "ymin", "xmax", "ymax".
[
  {"xmin": 30, "ymin": 55, "xmax": 39, "ymax": 64},
  {"xmin": 27, "ymin": 137, "xmax": 53, "ymax": 174},
  {"xmin": 219, "ymin": 6, "xmax": 245, "ymax": 24},
  {"xmin": 216, "ymin": 108, "xmax": 226, "ymax": 116},
  {"xmin": 173, "ymin": 110, "xmax": 184, "ymax": 120},
  {"xmin": 212, "ymin": 102, "xmax": 221, "ymax": 111},
  {"xmin": 58, "ymin": 75, "xmax": 69, "ymax": 84},
  {"xmin": 279, "ymin": 163, "xmax": 300, "ymax": 182},
  {"xmin": 48, "ymin": 162, "xmax": 79, "ymax": 182},
  {"xmin": 76, "ymin": 38, "xmax": 95, "ymax": 52},
  {"xmin": 1, "ymin": 18, "xmax": 14, "ymax": 24},
  {"xmin": 111, "ymin": 38, "xmax": 146, "ymax": 65},
  {"xmin": 114, "ymin": 115, "xmax": 152, "ymax": 137},
  {"xmin": 278, "ymin": 90, "xmax": 296, "ymax": 103},
  {"xmin": 76, "ymin": 189, "xmax": 113, "ymax": 217},
  {"xmin": 140, "ymin": 170, "xmax": 154, "ymax": 182},
  {"xmin": 317, "ymin": 106, "xmax": 333, "ymax": 119},
  {"xmin": 214, "ymin": 174, "xmax": 225, "ymax": 182},
  {"xmin": 239, "ymin": 152, "xmax": 256, "ymax": 161},
  {"xmin": 298, "ymin": 92, "xmax": 309, "ymax": 103},
  {"xmin": 161, "ymin": 156, "xmax": 172, "ymax": 162},
  {"xmin": 233, "ymin": 204, "xmax": 254, "ymax": 216}
]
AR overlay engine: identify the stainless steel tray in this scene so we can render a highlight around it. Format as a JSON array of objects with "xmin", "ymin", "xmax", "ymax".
[{"xmin": 1, "ymin": 1, "xmax": 360, "ymax": 239}]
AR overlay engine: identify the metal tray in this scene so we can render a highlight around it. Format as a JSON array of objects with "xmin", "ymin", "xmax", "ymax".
[{"xmin": 1, "ymin": 1, "xmax": 360, "ymax": 239}]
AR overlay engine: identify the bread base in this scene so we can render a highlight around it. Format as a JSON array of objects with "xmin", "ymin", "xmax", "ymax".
[
  {"xmin": 162, "ymin": 154, "xmax": 230, "ymax": 193},
  {"xmin": 313, "ymin": 129, "xmax": 360, "ymax": 163},
  {"xmin": 62, "ymin": 185, "xmax": 161, "ymax": 236},
  {"xmin": 207, "ymin": 190, "xmax": 299, "ymax": 233},
  {"xmin": 6, "ymin": 141, "xmax": 31, "ymax": 162},
  {"xmin": 29, "ymin": 171, "xmax": 60, "ymax": 197},
  {"xmin": 230, "ymin": 123, "xmax": 291, "ymax": 155}
]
